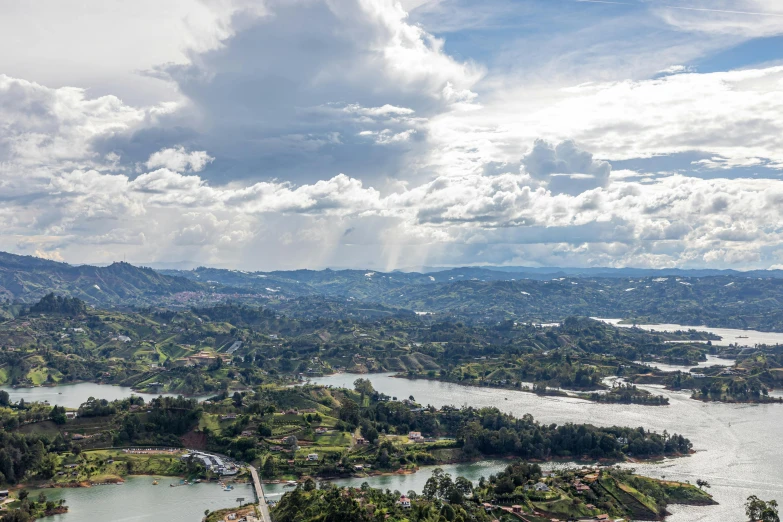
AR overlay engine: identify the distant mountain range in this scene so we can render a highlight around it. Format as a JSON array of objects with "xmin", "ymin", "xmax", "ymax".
[
  {"xmin": 4, "ymin": 250, "xmax": 783, "ymax": 330},
  {"xmin": 0, "ymin": 251, "xmax": 203, "ymax": 307}
]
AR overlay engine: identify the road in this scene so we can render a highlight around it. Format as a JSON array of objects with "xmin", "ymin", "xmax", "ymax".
[{"xmin": 248, "ymin": 465, "xmax": 271, "ymax": 522}]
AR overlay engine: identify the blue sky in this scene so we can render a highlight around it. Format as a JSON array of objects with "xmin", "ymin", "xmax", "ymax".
[{"xmin": 0, "ymin": 0, "xmax": 782, "ymax": 270}]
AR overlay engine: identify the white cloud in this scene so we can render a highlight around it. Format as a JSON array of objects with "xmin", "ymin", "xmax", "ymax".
[
  {"xmin": 145, "ymin": 147, "xmax": 214, "ymax": 172},
  {"xmin": 654, "ymin": 0, "xmax": 783, "ymax": 38},
  {"xmin": 3, "ymin": 1, "xmax": 783, "ymax": 271},
  {"xmin": 430, "ymin": 65, "xmax": 783, "ymax": 174}
]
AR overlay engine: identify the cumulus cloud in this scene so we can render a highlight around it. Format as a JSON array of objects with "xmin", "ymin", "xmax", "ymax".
[
  {"xmin": 4, "ymin": 1, "xmax": 783, "ymax": 271},
  {"xmin": 145, "ymin": 147, "xmax": 214, "ymax": 172},
  {"xmin": 127, "ymin": 0, "xmax": 483, "ymax": 186},
  {"xmin": 0, "ymin": 74, "xmax": 156, "ymax": 167},
  {"xmin": 520, "ymin": 140, "xmax": 611, "ymax": 195},
  {"xmin": 432, "ymin": 65, "xmax": 783, "ymax": 174}
]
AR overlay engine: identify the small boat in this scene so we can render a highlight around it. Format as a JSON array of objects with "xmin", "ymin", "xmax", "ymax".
[
  {"xmin": 284, "ymin": 481, "xmax": 297, "ymax": 488},
  {"xmin": 152, "ymin": 480, "xmax": 158, "ymax": 485},
  {"xmin": 736, "ymin": 335, "xmax": 749, "ymax": 339}
]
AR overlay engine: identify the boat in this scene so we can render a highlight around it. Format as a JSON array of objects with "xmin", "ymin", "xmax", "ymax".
[
  {"xmin": 152, "ymin": 480, "xmax": 159, "ymax": 485},
  {"xmin": 284, "ymin": 480, "xmax": 297, "ymax": 488},
  {"xmin": 737, "ymin": 335, "xmax": 749, "ymax": 338}
]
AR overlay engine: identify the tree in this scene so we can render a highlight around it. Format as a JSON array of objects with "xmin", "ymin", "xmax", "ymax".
[
  {"xmin": 422, "ymin": 476, "xmax": 438, "ymax": 500},
  {"xmin": 338, "ymin": 398, "xmax": 360, "ymax": 426},
  {"xmin": 303, "ymin": 477, "xmax": 316, "ymax": 491},
  {"xmin": 360, "ymin": 423, "xmax": 379, "ymax": 444},
  {"xmin": 353, "ymin": 378, "xmax": 375, "ymax": 397},
  {"xmin": 696, "ymin": 479, "xmax": 710, "ymax": 490},
  {"xmin": 262, "ymin": 457, "xmax": 276, "ymax": 478},
  {"xmin": 746, "ymin": 495, "xmax": 780, "ymax": 522},
  {"xmin": 455, "ymin": 476, "xmax": 473, "ymax": 496}
]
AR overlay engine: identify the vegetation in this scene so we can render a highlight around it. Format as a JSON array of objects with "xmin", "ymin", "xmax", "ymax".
[
  {"xmin": 5, "ymin": 250, "xmax": 783, "ymax": 331},
  {"xmin": 270, "ymin": 463, "xmax": 715, "ymax": 522},
  {"xmin": 746, "ymin": 495, "xmax": 780, "ymax": 522}
]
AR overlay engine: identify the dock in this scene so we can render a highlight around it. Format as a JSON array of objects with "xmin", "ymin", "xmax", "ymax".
[{"xmin": 248, "ymin": 465, "xmax": 271, "ymax": 522}]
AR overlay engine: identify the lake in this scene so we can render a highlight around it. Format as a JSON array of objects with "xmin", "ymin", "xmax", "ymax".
[
  {"xmin": 594, "ymin": 318, "xmax": 783, "ymax": 347},
  {"xmin": 634, "ymin": 355, "xmax": 735, "ymax": 373},
  {"xmin": 0, "ymin": 382, "xmax": 210, "ymax": 408},
  {"xmin": 262, "ymin": 460, "xmax": 510, "ymax": 499},
  {"xmin": 308, "ymin": 372, "xmax": 783, "ymax": 522},
  {"xmin": 20, "ymin": 317, "xmax": 783, "ymax": 522},
  {"xmin": 36, "ymin": 476, "xmax": 255, "ymax": 522}
]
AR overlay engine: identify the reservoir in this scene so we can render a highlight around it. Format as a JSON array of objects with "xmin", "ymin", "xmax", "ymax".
[
  {"xmin": 308, "ymin": 372, "xmax": 783, "ymax": 522},
  {"xmin": 0, "ymin": 382, "xmax": 210, "ymax": 408},
  {"xmin": 28, "ymin": 373, "xmax": 781, "ymax": 522},
  {"xmin": 262, "ymin": 460, "xmax": 511, "ymax": 500},
  {"xmin": 36, "ymin": 476, "xmax": 255, "ymax": 522},
  {"xmin": 21, "ymin": 320, "xmax": 783, "ymax": 521},
  {"xmin": 594, "ymin": 318, "xmax": 783, "ymax": 347}
]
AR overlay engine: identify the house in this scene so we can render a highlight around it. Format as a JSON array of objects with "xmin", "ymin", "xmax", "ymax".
[
  {"xmin": 65, "ymin": 411, "xmax": 78, "ymax": 419},
  {"xmin": 511, "ymin": 505, "xmax": 523, "ymax": 514},
  {"xmin": 221, "ymin": 414, "xmax": 238, "ymax": 421},
  {"xmin": 575, "ymin": 484, "xmax": 591, "ymax": 494},
  {"xmin": 307, "ymin": 453, "xmax": 319, "ymax": 461},
  {"xmin": 534, "ymin": 482, "xmax": 550, "ymax": 492},
  {"xmin": 408, "ymin": 431, "xmax": 422, "ymax": 440},
  {"xmin": 315, "ymin": 427, "xmax": 328, "ymax": 434},
  {"xmin": 355, "ymin": 437, "xmax": 368, "ymax": 445},
  {"xmin": 186, "ymin": 351, "xmax": 221, "ymax": 366},
  {"xmin": 397, "ymin": 495, "xmax": 411, "ymax": 509},
  {"xmin": 0, "ymin": 490, "xmax": 8, "ymax": 499},
  {"xmin": 482, "ymin": 503, "xmax": 493, "ymax": 512}
]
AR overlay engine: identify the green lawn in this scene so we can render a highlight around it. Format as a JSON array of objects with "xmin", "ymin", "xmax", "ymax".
[
  {"xmin": 314, "ymin": 432, "xmax": 351, "ymax": 446},
  {"xmin": 199, "ymin": 413, "xmax": 221, "ymax": 434}
]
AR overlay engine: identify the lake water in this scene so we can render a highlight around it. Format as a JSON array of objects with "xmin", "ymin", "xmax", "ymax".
[
  {"xmin": 308, "ymin": 372, "xmax": 783, "ymax": 522},
  {"xmin": 37, "ymin": 476, "xmax": 255, "ymax": 522},
  {"xmin": 634, "ymin": 355, "xmax": 735, "ymax": 373},
  {"xmin": 263, "ymin": 460, "xmax": 510, "ymax": 499},
  {"xmin": 0, "ymin": 383, "xmax": 210, "ymax": 408},
  {"xmin": 18, "ymin": 317, "xmax": 783, "ymax": 522},
  {"xmin": 595, "ymin": 318, "xmax": 783, "ymax": 347}
]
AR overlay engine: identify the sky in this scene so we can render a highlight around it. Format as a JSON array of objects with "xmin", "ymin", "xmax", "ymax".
[{"xmin": 1, "ymin": 0, "xmax": 783, "ymax": 271}]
